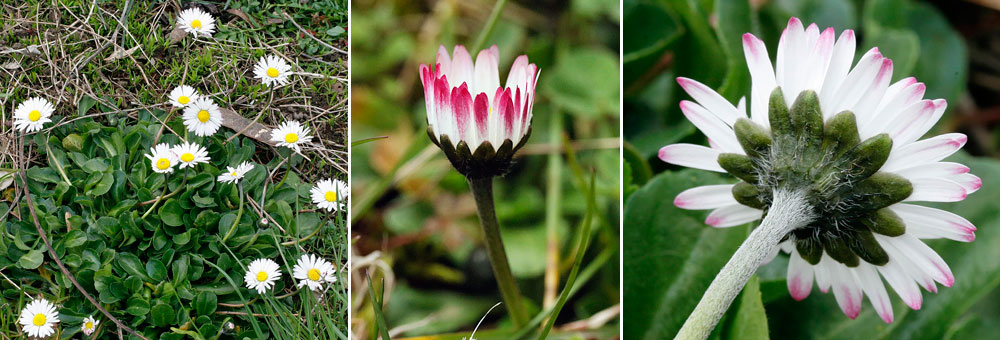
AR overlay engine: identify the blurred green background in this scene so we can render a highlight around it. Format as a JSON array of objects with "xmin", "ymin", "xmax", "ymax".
[
  {"xmin": 350, "ymin": 0, "xmax": 620, "ymax": 339},
  {"xmin": 624, "ymin": 0, "xmax": 1000, "ymax": 339}
]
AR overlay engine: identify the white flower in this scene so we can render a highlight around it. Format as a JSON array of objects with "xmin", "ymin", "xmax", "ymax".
[
  {"xmin": 270, "ymin": 121, "xmax": 312, "ymax": 152},
  {"xmin": 13, "ymin": 97, "xmax": 54, "ymax": 133},
  {"xmin": 660, "ymin": 17, "xmax": 981, "ymax": 323},
  {"xmin": 177, "ymin": 7, "xmax": 215, "ymax": 37},
  {"xmin": 172, "ymin": 141, "xmax": 210, "ymax": 169},
  {"xmin": 253, "ymin": 55, "xmax": 292, "ymax": 87},
  {"xmin": 182, "ymin": 97, "xmax": 223, "ymax": 137},
  {"xmin": 168, "ymin": 85, "xmax": 200, "ymax": 108},
  {"xmin": 292, "ymin": 254, "xmax": 337, "ymax": 291},
  {"xmin": 310, "ymin": 178, "xmax": 348, "ymax": 212},
  {"xmin": 145, "ymin": 143, "xmax": 178, "ymax": 174},
  {"xmin": 217, "ymin": 161, "xmax": 255, "ymax": 184},
  {"xmin": 244, "ymin": 258, "xmax": 281, "ymax": 294},
  {"xmin": 19, "ymin": 298, "xmax": 59, "ymax": 338},
  {"xmin": 81, "ymin": 315, "xmax": 99, "ymax": 336}
]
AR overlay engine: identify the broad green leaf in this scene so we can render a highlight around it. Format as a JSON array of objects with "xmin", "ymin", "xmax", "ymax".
[
  {"xmin": 722, "ymin": 276, "xmax": 769, "ymax": 340},
  {"xmin": 18, "ymin": 249, "xmax": 44, "ymax": 269},
  {"xmin": 907, "ymin": 2, "xmax": 966, "ymax": 106},
  {"xmin": 195, "ymin": 291, "xmax": 217, "ymax": 316},
  {"xmin": 624, "ymin": 169, "xmax": 747, "ymax": 339},
  {"xmin": 146, "ymin": 259, "xmax": 168, "ymax": 282},
  {"xmin": 159, "ymin": 199, "xmax": 185, "ymax": 227},
  {"xmin": 542, "ymin": 47, "xmax": 621, "ymax": 117},
  {"xmin": 126, "ymin": 297, "xmax": 151, "ymax": 316},
  {"xmin": 117, "ymin": 252, "xmax": 151, "ymax": 281},
  {"xmin": 151, "ymin": 303, "xmax": 176, "ymax": 326}
]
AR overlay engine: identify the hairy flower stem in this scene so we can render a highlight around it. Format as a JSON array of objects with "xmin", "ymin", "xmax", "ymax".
[
  {"xmin": 675, "ymin": 190, "xmax": 815, "ymax": 340},
  {"xmin": 468, "ymin": 176, "xmax": 529, "ymax": 328}
]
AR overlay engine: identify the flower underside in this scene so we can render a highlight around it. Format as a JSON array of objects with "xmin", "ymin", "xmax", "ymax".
[
  {"xmin": 427, "ymin": 126, "xmax": 531, "ymax": 179},
  {"xmin": 724, "ymin": 88, "xmax": 914, "ymax": 268}
]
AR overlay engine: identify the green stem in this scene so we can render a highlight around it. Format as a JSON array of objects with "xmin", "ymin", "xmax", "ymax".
[
  {"xmin": 140, "ymin": 174, "xmax": 169, "ymax": 220},
  {"xmin": 467, "ymin": 176, "xmax": 528, "ymax": 328},
  {"xmin": 221, "ymin": 183, "xmax": 245, "ymax": 243},
  {"xmin": 471, "ymin": 0, "xmax": 508, "ymax": 52}
]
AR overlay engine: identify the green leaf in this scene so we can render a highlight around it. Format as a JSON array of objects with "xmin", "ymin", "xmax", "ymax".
[
  {"xmin": 158, "ymin": 199, "xmax": 185, "ymax": 227},
  {"xmin": 64, "ymin": 230, "xmax": 88, "ymax": 248},
  {"xmin": 146, "ymin": 259, "xmax": 168, "ymax": 282},
  {"xmin": 126, "ymin": 297, "xmax": 151, "ymax": 316},
  {"xmin": 542, "ymin": 47, "xmax": 621, "ymax": 117},
  {"xmin": 80, "ymin": 158, "xmax": 110, "ymax": 173},
  {"xmin": 722, "ymin": 276, "xmax": 769, "ymax": 340},
  {"xmin": 624, "ymin": 169, "xmax": 747, "ymax": 339},
  {"xmin": 194, "ymin": 291, "xmax": 217, "ymax": 316},
  {"xmin": 27, "ymin": 167, "xmax": 61, "ymax": 184},
  {"xmin": 907, "ymin": 2, "xmax": 966, "ymax": 106},
  {"xmin": 117, "ymin": 252, "xmax": 151, "ymax": 281},
  {"xmin": 151, "ymin": 303, "xmax": 176, "ymax": 327},
  {"xmin": 87, "ymin": 172, "xmax": 114, "ymax": 196},
  {"xmin": 18, "ymin": 249, "xmax": 44, "ymax": 269}
]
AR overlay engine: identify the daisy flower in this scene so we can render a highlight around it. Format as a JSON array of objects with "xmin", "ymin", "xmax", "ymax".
[
  {"xmin": 13, "ymin": 97, "xmax": 54, "ymax": 133},
  {"xmin": 217, "ymin": 161, "xmax": 255, "ymax": 184},
  {"xmin": 419, "ymin": 45, "xmax": 539, "ymax": 178},
  {"xmin": 662, "ymin": 17, "xmax": 980, "ymax": 326},
  {"xmin": 253, "ymin": 55, "xmax": 292, "ymax": 87},
  {"xmin": 145, "ymin": 143, "xmax": 178, "ymax": 174},
  {"xmin": 270, "ymin": 121, "xmax": 313, "ymax": 152},
  {"xmin": 18, "ymin": 298, "xmax": 59, "ymax": 338},
  {"xmin": 292, "ymin": 254, "xmax": 337, "ymax": 291},
  {"xmin": 177, "ymin": 7, "xmax": 215, "ymax": 37},
  {"xmin": 81, "ymin": 315, "xmax": 98, "ymax": 336},
  {"xmin": 182, "ymin": 97, "xmax": 223, "ymax": 137},
  {"xmin": 168, "ymin": 85, "xmax": 200, "ymax": 108},
  {"xmin": 310, "ymin": 178, "xmax": 348, "ymax": 212},
  {"xmin": 172, "ymin": 141, "xmax": 210, "ymax": 169},
  {"xmin": 244, "ymin": 258, "xmax": 281, "ymax": 294}
]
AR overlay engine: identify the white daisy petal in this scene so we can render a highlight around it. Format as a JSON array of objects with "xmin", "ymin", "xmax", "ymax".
[
  {"xmin": 82, "ymin": 315, "xmax": 99, "ymax": 335},
  {"xmin": 253, "ymin": 55, "xmax": 293, "ymax": 87},
  {"xmin": 144, "ymin": 143, "xmax": 178, "ymax": 174},
  {"xmin": 891, "ymin": 204, "xmax": 976, "ymax": 242},
  {"xmin": 658, "ymin": 144, "xmax": 724, "ymax": 172},
  {"xmin": 787, "ymin": 248, "xmax": 815, "ymax": 301},
  {"xmin": 674, "ymin": 184, "xmax": 737, "ymax": 210},
  {"xmin": 19, "ymin": 298, "xmax": 59, "ymax": 338},
  {"xmin": 172, "ymin": 141, "xmax": 211, "ymax": 169},
  {"xmin": 270, "ymin": 121, "xmax": 313, "ymax": 152},
  {"xmin": 704, "ymin": 204, "xmax": 761, "ymax": 228},
  {"xmin": 13, "ymin": 97, "xmax": 55, "ymax": 133},
  {"xmin": 244, "ymin": 258, "xmax": 282, "ymax": 294},
  {"xmin": 177, "ymin": 7, "xmax": 215, "ymax": 37},
  {"xmin": 168, "ymin": 85, "xmax": 200, "ymax": 108},
  {"xmin": 311, "ymin": 178, "xmax": 348, "ymax": 212},
  {"xmin": 182, "ymin": 97, "xmax": 223, "ymax": 137},
  {"xmin": 218, "ymin": 161, "xmax": 255, "ymax": 184}
]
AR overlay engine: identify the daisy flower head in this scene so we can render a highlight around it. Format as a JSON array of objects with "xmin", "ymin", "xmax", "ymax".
[
  {"xmin": 217, "ymin": 161, "xmax": 255, "ymax": 184},
  {"xmin": 145, "ymin": 143, "xmax": 178, "ymax": 174},
  {"xmin": 310, "ymin": 178, "xmax": 348, "ymax": 212},
  {"xmin": 182, "ymin": 97, "xmax": 223, "ymax": 137},
  {"xmin": 81, "ymin": 315, "xmax": 99, "ymax": 336},
  {"xmin": 18, "ymin": 298, "xmax": 59, "ymax": 338},
  {"xmin": 293, "ymin": 253, "xmax": 337, "ymax": 291},
  {"xmin": 253, "ymin": 55, "xmax": 292, "ymax": 87},
  {"xmin": 168, "ymin": 85, "xmax": 200, "ymax": 108},
  {"xmin": 172, "ymin": 141, "xmax": 210, "ymax": 169},
  {"xmin": 661, "ymin": 17, "xmax": 980, "ymax": 324},
  {"xmin": 270, "ymin": 121, "xmax": 312, "ymax": 152},
  {"xmin": 244, "ymin": 258, "xmax": 281, "ymax": 294},
  {"xmin": 177, "ymin": 7, "xmax": 215, "ymax": 37},
  {"xmin": 419, "ymin": 45, "xmax": 539, "ymax": 178},
  {"xmin": 13, "ymin": 97, "xmax": 54, "ymax": 133}
]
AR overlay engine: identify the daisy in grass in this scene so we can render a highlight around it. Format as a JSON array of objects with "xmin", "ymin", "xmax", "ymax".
[
  {"xmin": 177, "ymin": 7, "xmax": 215, "ymax": 37},
  {"xmin": 19, "ymin": 298, "xmax": 59, "ymax": 338},
  {"xmin": 168, "ymin": 85, "xmax": 200, "ymax": 108},
  {"xmin": 293, "ymin": 254, "xmax": 337, "ymax": 291},
  {"xmin": 253, "ymin": 55, "xmax": 292, "ymax": 87},
  {"xmin": 663, "ymin": 17, "xmax": 980, "ymax": 332},
  {"xmin": 81, "ymin": 315, "xmax": 98, "ymax": 336},
  {"xmin": 145, "ymin": 143, "xmax": 178, "ymax": 174},
  {"xmin": 13, "ymin": 97, "xmax": 54, "ymax": 133},
  {"xmin": 244, "ymin": 258, "xmax": 281, "ymax": 294},
  {"xmin": 270, "ymin": 120, "xmax": 312, "ymax": 152},
  {"xmin": 172, "ymin": 141, "xmax": 210, "ymax": 169},
  {"xmin": 182, "ymin": 97, "xmax": 223, "ymax": 137},
  {"xmin": 311, "ymin": 178, "xmax": 348, "ymax": 212},
  {"xmin": 217, "ymin": 161, "xmax": 255, "ymax": 184}
]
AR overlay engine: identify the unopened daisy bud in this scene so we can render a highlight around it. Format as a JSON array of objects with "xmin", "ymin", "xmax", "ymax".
[
  {"xmin": 419, "ymin": 45, "xmax": 539, "ymax": 179},
  {"xmin": 13, "ymin": 97, "xmax": 54, "ymax": 133},
  {"xmin": 664, "ymin": 17, "xmax": 982, "ymax": 332},
  {"xmin": 177, "ymin": 7, "xmax": 215, "ymax": 37}
]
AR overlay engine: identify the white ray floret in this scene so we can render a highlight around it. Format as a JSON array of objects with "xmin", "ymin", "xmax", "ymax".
[
  {"xmin": 293, "ymin": 253, "xmax": 337, "ymax": 291},
  {"xmin": 270, "ymin": 121, "xmax": 313, "ymax": 152},
  {"xmin": 244, "ymin": 258, "xmax": 282, "ymax": 294},
  {"xmin": 19, "ymin": 298, "xmax": 59, "ymax": 338},
  {"xmin": 182, "ymin": 97, "xmax": 223, "ymax": 137},
  {"xmin": 310, "ymin": 178, "xmax": 348, "ymax": 212},
  {"xmin": 13, "ymin": 97, "xmax": 54, "ymax": 133},
  {"xmin": 253, "ymin": 55, "xmax": 293, "ymax": 87}
]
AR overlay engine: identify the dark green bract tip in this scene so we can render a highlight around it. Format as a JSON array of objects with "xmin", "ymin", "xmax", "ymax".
[
  {"xmin": 732, "ymin": 87, "xmax": 917, "ymax": 268},
  {"xmin": 430, "ymin": 126, "xmax": 527, "ymax": 179}
]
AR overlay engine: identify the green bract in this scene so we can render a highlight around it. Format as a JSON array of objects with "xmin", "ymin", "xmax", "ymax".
[{"xmin": 720, "ymin": 88, "xmax": 914, "ymax": 267}]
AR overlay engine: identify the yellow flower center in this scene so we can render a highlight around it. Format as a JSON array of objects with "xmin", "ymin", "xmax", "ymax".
[
  {"xmin": 156, "ymin": 158, "xmax": 170, "ymax": 170},
  {"xmin": 197, "ymin": 110, "xmax": 210, "ymax": 123},
  {"xmin": 324, "ymin": 191, "xmax": 337, "ymax": 202},
  {"xmin": 231, "ymin": 171, "xmax": 238, "ymax": 176},
  {"xmin": 285, "ymin": 133, "xmax": 299, "ymax": 143},
  {"xmin": 267, "ymin": 67, "xmax": 279, "ymax": 78},
  {"xmin": 191, "ymin": 19, "xmax": 202, "ymax": 29},
  {"xmin": 256, "ymin": 271, "xmax": 268, "ymax": 282},
  {"xmin": 28, "ymin": 110, "xmax": 41, "ymax": 122},
  {"xmin": 307, "ymin": 268, "xmax": 321, "ymax": 281},
  {"xmin": 178, "ymin": 96, "xmax": 190, "ymax": 105},
  {"xmin": 85, "ymin": 321, "xmax": 94, "ymax": 330},
  {"xmin": 181, "ymin": 153, "xmax": 195, "ymax": 162},
  {"xmin": 32, "ymin": 313, "xmax": 46, "ymax": 326}
]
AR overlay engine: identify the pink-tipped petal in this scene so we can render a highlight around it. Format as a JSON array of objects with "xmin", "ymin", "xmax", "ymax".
[
  {"xmin": 905, "ymin": 178, "xmax": 967, "ymax": 202},
  {"xmin": 679, "ymin": 100, "xmax": 742, "ymax": 153},
  {"xmin": 658, "ymin": 143, "xmax": 725, "ymax": 172},
  {"xmin": 473, "ymin": 93, "xmax": 489, "ymax": 144},
  {"xmin": 743, "ymin": 33, "xmax": 777, "ymax": 126},
  {"xmin": 824, "ymin": 48, "xmax": 883, "ymax": 116},
  {"xmin": 436, "ymin": 45, "xmax": 453, "ymax": 77},
  {"xmin": 676, "ymin": 77, "xmax": 743, "ymax": 125},
  {"xmin": 855, "ymin": 264, "xmax": 895, "ymax": 323},
  {"xmin": 673, "ymin": 184, "xmax": 738, "ymax": 210},
  {"xmin": 876, "ymin": 262, "xmax": 923, "ymax": 310},
  {"xmin": 882, "ymin": 133, "xmax": 967, "ymax": 171},
  {"xmin": 499, "ymin": 88, "xmax": 515, "ymax": 139},
  {"xmin": 450, "ymin": 83, "xmax": 473, "ymax": 141},
  {"xmin": 953, "ymin": 173, "xmax": 982, "ymax": 194},
  {"xmin": 473, "ymin": 45, "xmax": 500, "ymax": 96},
  {"xmin": 853, "ymin": 58, "xmax": 893, "ymax": 126},
  {"xmin": 894, "ymin": 162, "xmax": 970, "ymax": 180},
  {"xmin": 704, "ymin": 204, "xmax": 762, "ymax": 228},
  {"xmin": 450, "ymin": 45, "xmax": 474, "ymax": 89},
  {"xmin": 787, "ymin": 251, "xmax": 815, "ymax": 301}
]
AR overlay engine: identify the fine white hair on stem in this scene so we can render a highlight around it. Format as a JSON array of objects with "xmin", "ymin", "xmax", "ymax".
[
  {"xmin": 675, "ymin": 190, "xmax": 815, "ymax": 340},
  {"xmin": 466, "ymin": 302, "xmax": 503, "ymax": 340}
]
